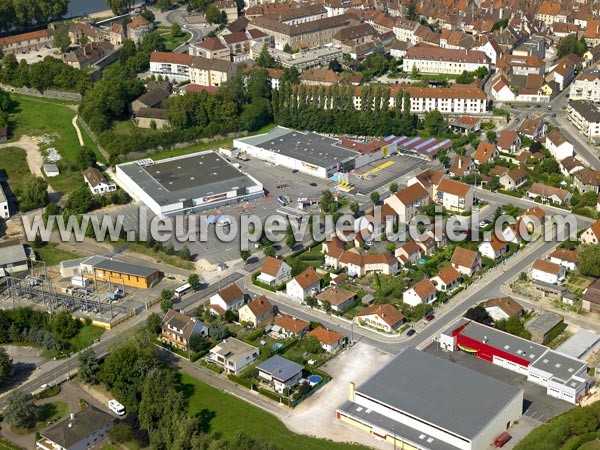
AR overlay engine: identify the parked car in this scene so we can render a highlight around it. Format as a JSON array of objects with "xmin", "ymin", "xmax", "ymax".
[
  {"xmin": 407, "ymin": 328, "xmax": 416, "ymax": 337},
  {"xmin": 425, "ymin": 313, "xmax": 435, "ymax": 322},
  {"xmin": 493, "ymin": 432, "xmax": 511, "ymax": 448}
]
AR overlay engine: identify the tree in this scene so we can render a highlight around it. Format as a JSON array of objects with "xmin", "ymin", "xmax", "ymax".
[
  {"xmin": 19, "ymin": 175, "xmax": 48, "ymax": 211},
  {"xmin": 140, "ymin": 9, "xmax": 155, "ymax": 22},
  {"xmin": 209, "ymin": 323, "xmax": 230, "ymax": 340},
  {"xmin": 3, "ymin": 391, "xmax": 38, "ymax": 429},
  {"xmin": 76, "ymin": 146, "xmax": 97, "ymax": 170},
  {"xmin": 188, "ymin": 333, "xmax": 208, "ymax": 352},
  {"xmin": 51, "ymin": 309, "xmax": 80, "ymax": 340},
  {"xmin": 302, "ymin": 335, "xmax": 322, "ymax": 354},
  {"xmin": 160, "ymin": 298, "xmax": 173, "ymax": 313},
  {"xmin": 281, "ymin": 66, "xmax": 300, "ymax": 85},
  {"xmin": 79, "ymin": 33, "xmax": 88, "ymax": 48},
  {"xmin": 456, "ymin": 70, "xmax": 475, "ymax": 84},
  {"xmin": 188, "ymin": 273, "xmax": 200, "ymax": 290},
  {"xmin": 255, "ymin": 44, "xmax": 277, "ymax": 68},
  {"xmin": 541, "ymin": 158, "xmax": 560, "ymax": 174},
  {"xmin": 170, "ymin": 22, "xmax": 182, "ymax": 39},
  {"xmin": 491, "ymin": 18, "xmax": 509, "ymax": 32},
  {"xmin": 67, "ymin": 185, "xmax": 93, "ymax": 215},
  {"xmin": 579, "ymin": 245, "xmax": 600, "ymax": 277},
  {"xmin": 329, "ymin": 59, "xmax": 342, "ymax": 73},
  {"xmin": 389, "ymin": 182, "xmax": 398, "ymax": 193},
  {"xmin": 487, "ymin": 175, "xmax": 500, "ymax": 191},
  {"xmin": 146, "ymin": 312, "xmax": 162, "ymax": 335},
  {"xmin": 78, "ymin": 347, "xmax": 99, "ymax": 384},
  {"xmin": 423, "ymin": 110, "xmax": 447, "ymax": 136},
  {"xmin": 557, "ymin": 34, "xmax": 587, "ymax": 58},
  {"xmin": 370, "ymin": 191, "xmax": 380, "ymax": 205},
  {"xmin": 53, "ymin": 26, "xmax": 70, "ymax": 53},
  {"xmin": 0, "ymin": 347, "xmax": 14, "ymax": 387},
  {"xmin": 240, "ymin": 250, "xmax": 250, "ymax": 262},
  {"xmin": 486, "ymin": 130, "xmax": 497, "ymax": 143},
  {"xmin": 406, "ymin": 0, "xmax": 418, "ymax": 21},
  {"xmin": 464, "ymin": 305, "xmax": 492, "ymax": 324},
  {"xmin": 320, "ymin": 190, "xmax": 335, "ymax": 213},
  {"xmin": 205, "ymin": 4, "xmax": 221, "ymax": 24},
  {"xmin": 110, "ymin": 423, "xmax": 136, "ymax": 444},
  {"xmin": 106, "ymin": 0, "xmax": 132, "ymax": 15},
  {"xmin": 350, "ymin": 201, "xmax": 360, "ymax": 216},
  {"xmin": 263, "ymin": 244, "xmax": 275, "ymax": 258}
]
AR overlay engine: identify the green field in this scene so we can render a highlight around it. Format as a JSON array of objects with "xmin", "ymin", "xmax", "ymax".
[
  {"xmin": 33, "ymin": 243, "xmax": 78, "ymax": 267},
  {"xmin": 580, "ymin": 441, "xmax": 600, "ymax": 450},
  {"xmin": 12, "ymin": 401, "xmax": 69, "ymax": 435},
  {"xmin": 8, "ymin": 93, "xmax": 103, "ymax": 192},
  {"xmin": 157, "ymin": 26, "xmax": 192, "ymax": 51},
  {"xmin": 0, "ymin": 147, "xmax": 30, "ymax": 192},
  {"xmin": 181, "ymin": 373, "xmax": 369, "ymax": 450},
  {"xmin": 42, "ymin": 324, "xmax": 105, "ymax": 358},
  {"xmin": 0, "ymin": 437, "xmax": 24, "ymax": 450}
]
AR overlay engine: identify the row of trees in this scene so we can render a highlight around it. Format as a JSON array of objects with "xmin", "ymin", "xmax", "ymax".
[
  {"xmin": 0, "ymin": 0, "xmax": 68, "ymax": 31},
  {"xmin": 0, "ymin": 87, "xmax": 10, "ymax": 128},
  {"xmin": 0, "ymin": 54, "xmax": 91, "ymax": 93}
]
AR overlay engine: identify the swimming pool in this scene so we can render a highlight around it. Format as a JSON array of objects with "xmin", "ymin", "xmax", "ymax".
[{"xmin": 307, "ymin": 375, "xmax": 322, "ymax": 386}]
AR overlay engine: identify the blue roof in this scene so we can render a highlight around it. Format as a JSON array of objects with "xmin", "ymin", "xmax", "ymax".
[{"xmin": 256, "ymin": 355, "xmax": 303, "ymax": 381}]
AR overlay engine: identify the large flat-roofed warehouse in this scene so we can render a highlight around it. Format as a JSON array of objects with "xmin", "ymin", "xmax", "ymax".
[
  {"xmin": 60, "ymin": 256, "xmax": 160, "ymax": 289},
  {"xmin": 116, "ymin": 151, "xmax": 263, "ymax": 216},
  {"xmin": 336, "ymin": 347, "xmax": 523, "ymax": 450},
  {"xmin": 234, "ymin": 126, "xmax": 398, "ymax": 179}
]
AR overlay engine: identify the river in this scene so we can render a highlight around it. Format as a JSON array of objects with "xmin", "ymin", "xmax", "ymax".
[{"xmin": 66, "ymin": 0, "xmax": 111, "ymax": 18}]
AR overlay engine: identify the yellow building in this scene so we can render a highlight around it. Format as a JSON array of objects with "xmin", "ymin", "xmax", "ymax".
[{"xmin": 88, "ymin": 259, "xmax": 160, "ymax": 289}]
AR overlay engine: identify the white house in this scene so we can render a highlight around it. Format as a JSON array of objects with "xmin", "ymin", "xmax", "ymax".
[
  {"xmin": 0, "ymin": 185, "xmax": 9, "ymax": 219},
  {"xmin": 207, "ymin": 338, "xmax": 259, "ymax": 374},
  {"xmin": 209, "ymin": 283, "xmax": 245, "ymax": 315},
  {"xmin": 403, "ymin": 279, "xmax": 437, "ymax": 306},
  {"xmin": 549, "ymin": 248, "xmax": 579, "ymax": 271},
  {"xmin": 256, "ymin": 355, "xmax": 304, "ymax": 393},
  {"xmin": 430, "ymin": 266, "xmax": 461, "ymax": 292},
  {"xmin": 545, "ymin": 130, "xmax": 574, "ymax": 160},
  {"xmin": 83, "ymin": 167, "xmax": 116, "ymax": 195},
  {"xmin": 526, "ymin": 183, "xmax": 572, "ymax": 205},
  {"xmin": 384, "ymin": 183, "xmax": 430, "ymax": 224},
  {"xmin": 286, "ymin": 267, "xmax": 321, "ymax": 301},
  {"xmin": 238, "ymin": 295, "xmax": 274, "ymax": 328},
  {"xmin": 149, "ymin": 51, "xmax": 193, "ymax": 82},
  {"xmin": 403, "ymin": 46, "xmax": 490, "ymax": 75},
  {"xmin": 257, "ymin": 256, "xmax": 291, "ymax": 286},
  {"xmin": 436, "ymin": 179, "xmax": 473, "ymax": 212},
  {"xmin": 308, "ymin": 326, "xmax": 345, "ymax": 353},
  {"xmin": 161, "ymin": 309, "xmax": 208, "ymax": 350},
  {"xmin": 478, "ymin": 236, "xmax": 509, "ymax": 260},
  {"xmin": 353, "ymin": 304, "xmax": 405, "ymax": 332},
  {"xmin": 531, "ymin": 258, "xmax": 566, "ymax": 285},
  {"xmin": 484, "ymin": 296, "xmax": 524, "ymax": 321},
  {"xmin": 451, "ymin": 247, "xmax": 482, "ymax": 277}
]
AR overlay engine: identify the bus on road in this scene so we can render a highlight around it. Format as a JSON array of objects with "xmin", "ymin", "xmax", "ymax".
[{"xmin": 174, "ymin": 283, "xmax": 192, "ymax": 298}]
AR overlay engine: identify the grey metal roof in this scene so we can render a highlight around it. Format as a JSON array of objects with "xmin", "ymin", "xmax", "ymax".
[
  {"xmin": 0, "ymin": 240, "xmax": 27, "ymax": 267},
  {"xmin": 524, "ymin": 313, "xmax": 563, "ymax": 335},
  {"xmin": 556, "ymin": 329, "xmax": 600, "ymax": 359},
  {"xmin": 40, "ymin": 405, "xmax": 114, "ymax": 448},
  {"xmin": 256, "ymin": 355, "xmax": 303, "ymax": 381},
  {"xmin": 117, "ymin": 151, "xmax": 261, "ymax": 207},
  {"xmin": 455, "ymin": 319, "xmax": 547, "ymax": 363},
  {"xmin": 337, "ymin": 401, "xmax": 462, "ymax": 450},
  {"xmin": 570, "ymin": 100, "xmax": 600, "ymax": 123},
  {"xmin": 530, "ymin": 349, "xmax": 588, "ymax": 383},
  {"xmin": 355, "ymin": 347, "xmax": 523, "ymax": 440},
  {"xmin": 60, "ymin": 258, "xmax": 87, "ymax": 269},
  {"xmin": 236, "ymin": 126, "xmax": 358, "ymax": 169},
  {"xmin": 93, "ymin": 259, "xmax": 158, "ymax": 278}
]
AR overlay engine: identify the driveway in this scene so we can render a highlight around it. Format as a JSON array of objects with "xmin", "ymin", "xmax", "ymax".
[{"xmin": 0, "ymin": 136, "xmax": 54, "ymax": 192}]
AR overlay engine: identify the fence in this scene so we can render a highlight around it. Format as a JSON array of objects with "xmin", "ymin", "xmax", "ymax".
[{"xmin": 0, "ymin": 83, "xmax": 82, "ymax": 101}]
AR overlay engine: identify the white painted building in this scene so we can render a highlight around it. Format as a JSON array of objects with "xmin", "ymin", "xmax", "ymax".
[
  {"xmin": 83, "ymin": 167, "xmax": 116, "ymax": 195},
  {"xmin": 568, "ymin": 100, "xmax": 600, "ymax": 141},
  {"xmin": 207, "ymin": 338, "xmax": 259, "ymax": 375},
  {"xmin": 403, "ymin": 279, "xmax": 437, "ymax": 306},
  {"xmin": 286, "ymin": 267, "xmax": 321, "ymax": 301},
  {"xmin": 403, "ymin": 46, "xmax": 490, "ymax": 75},
  {"xmin": 149, "ymin": 51, "xmax": 193, "ymax": 82},
  {"xmin": 545, "ymin": 130, "xmax": 574, "ymax": 160},
  {"xmin": 0, "ymin": 185, "xmax": 9, "ymax": 219},
  {"xmin": 570, "ymin": 73, "xmax": 600, "ymax": 102},
  {"xmin": 531, "ymin": 258, "xmax": 566, "ymax": 285}
]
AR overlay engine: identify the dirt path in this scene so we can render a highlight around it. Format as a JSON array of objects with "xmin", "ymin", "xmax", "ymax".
[
  {"xmin": 72, "ymin": 115, "xmax": 84, "ymax": 147},
  {"xmin": 0, "ymin": 135, "xmax": 54, "ymax": 193}
]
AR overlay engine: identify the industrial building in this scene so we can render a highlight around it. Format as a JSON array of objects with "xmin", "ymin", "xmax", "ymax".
[
  {"xmin": 337, "ymin": 347, "xmax": 523, "ymax": 450},
  {"xmin": 116, "ymin": 151, "xmax": 263, "ymax": 216},
  {"xmin": 233, "ymin": 126, "xmax": 401, "ymax": 179},
  {"xmin": 439, "ymin": 318, "xmax": 593, "ymax": 404}
]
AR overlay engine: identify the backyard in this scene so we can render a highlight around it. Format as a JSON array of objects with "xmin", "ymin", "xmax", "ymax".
[
  {"xmin": 0, "ymin": 147, "xmax": 30, "ymax": 196},
  {"xmin": 180, "ymin": 372, "xmax": 370, "ymax": 450}
]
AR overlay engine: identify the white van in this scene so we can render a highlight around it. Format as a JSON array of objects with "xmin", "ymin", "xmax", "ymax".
[{"xmin": 108, "ymin": 399, "xmax": 125, "ymax": 416}]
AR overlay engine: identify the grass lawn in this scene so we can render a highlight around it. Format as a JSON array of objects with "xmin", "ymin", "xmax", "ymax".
[
  {"xmin": 8, "ymin": 93, "xmax": 102, "ymax": 192},
  {"xmin": 117, "ymin": 241, "xmax": 195, "ymax": 271},
  {"xmin": 12, "ymin": 401, "xmax": 69, "ymax": 435},
  {"xmin": 33, "ymin": 242, "xmax": 78, "ymax": 267},
  {"xmin": 43, "ymin": 324, "xmax": 104, "ymax": 358},
  {"xmin": 0, "ymin": 437, "xmax": 24, "ymax": 450},
  {"xmin": 157, "ymin": 26, "xmax": 192, "ymax": 51},
  {"xmin": 180, "ymin": 373, "xmax": 369, "ymax": 450},
  {"xmin": 0, "ymin": 147, "xmax": 30, "ymax": 192},
  {"xmin": 580, "ymin": 441, "xmax": 600, "ymax": 450}
]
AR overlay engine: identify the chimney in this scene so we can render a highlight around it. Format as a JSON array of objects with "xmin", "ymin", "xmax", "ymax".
[{"xmin": 458, "ymin": 158, "xmax": 463, "ymax": 169}]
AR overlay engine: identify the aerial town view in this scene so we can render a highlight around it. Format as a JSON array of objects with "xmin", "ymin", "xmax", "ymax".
[{"xmin": 2, "ymin": 0, "xmax": 600, "ymax": 449}]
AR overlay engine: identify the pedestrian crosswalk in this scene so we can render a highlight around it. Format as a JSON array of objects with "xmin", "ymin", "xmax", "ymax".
[{"xmin": 236, "ymin": 269, "xmax": 249, "ymax": 276}]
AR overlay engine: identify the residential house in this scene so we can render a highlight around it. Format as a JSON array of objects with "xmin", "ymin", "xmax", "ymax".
[
  {"xmin": 131, "ymin": 88, "xmax": 171, "ymax": 114},
  {"xmin": 0, "ymin": 185, "xmax": 9, "ymax": 219},
  {"xmin": 449, "ymin": 116, "xmax": 482, "ymax": 135},
  {"xmin": 354, "ymin": 304, "xmax": 405, "ymax": 332},
  {"xmin": 135, "ymin": 108, "xmax": 170, "ymax": 129},
  {"xmin": 63, "ymin": 41, "xmax": 115, "ymax": 69},
  {"xmin": 500, "ymin": 168, "xmax": 528, "ymax": 190},
  {"xmin": 403, "ymin": 279, "xmax": 437, "ymax": 306},
  {"xmin": 568, "ymin": 100, "xmax": 600, "ymax": 142},
  {"xmin": 161, "ymin": 309, "xmax": 208, "ymax": 350},
  {"xmin": 127, "ymin": 14, "xmax": 153, "ymax": 43},
  {"xmin": 257, "ymin": 257, "xmax": 291, "ymax": 286},
  {"xmin": 403, "ymin": 46, "xmax": 490, "ymax": 75},
  {"xmin": 308, "ymin": 326, "xmax": 345, "ymax": 353},
  {"xmin": 478, "ymin": 236, "xmax": 509, "ymax": 261},
  {"xmin": 573, "ymin": 168, "xmax": 600, "ymax": 194},
  {"xmin": 583, "ymin": 279, "xmax": 600, "ymax": 312},
  {"xmin": 545, "ymin": 130, "xmax": 574, "ymax": 160},
  {"xmin": 316, "ymin": 287, "xmax": 356, "ymax": 312},
  {"xmin": 518, "ymin": 118, "xmax": 547, "ymax": 140},
  {"xmin": 209, "ymin": 283, "xmax": 245, "ymax": 315},
  {"xmin": 449, "ymin": 155, "xmax": 475, "ymax": 178},
  {"xmin": 383, "ymin": 183, "xmax": 430, "ymax": 224},
  {"xmin": 322, "ymin": 237, "xmax": 347, "ymax": 269},
  {"xmin": 395, "ymin": 241, "xmax": 422, "ymax": 267},
  {"xmin": 0, "ymin": 29, "xmax": 53, "ymax": 55},
  {"xmin": 83, "ymin": 167, "xmax": 116, "ymax": 195},
  {"xmin": 207, "ymin": 338, "xmax": 259, "ymax": 374},
  {"xmin": 580, "ymin": 220, "xmax": 600, "ymax": 245},
  {"xmin": 149, "ymin": 51, "xmax": 193, "ymax": 82},
  {"xmin": 526, "ymin": 183, "xmax": 572, "ymax": 204},
  {"xmin": 560, "ymin": 156, "xmax": 585, "ymax": 177},
  {"xmin": 497, "ymin": 130, "xmax": 521, "ymax": 153},
  {"xmin": 332, "ymin": 249, "xmax": 398, "ymax": 277},
  {"xmin": 286, "ymin": 267, "xmax": 321, "ymax": 301},
  {"xmin": 407, "ymin": 168, "xmax": 444, "ymax": 198},
  {"xmin": 436, "ymin": 178, "xmax": 473, "ymax": 212},
  {"xmin": 548, "ymin": 54, "xmax": 579, "ymax": 91},
  {"xmin": 430, "ymin": 267, "xmax": 461, "ymax": 292},
  {"xmin": 570, "ymin": 73, "xmax": 600, "ymax": 102},
  {"xmin": 484, "ymin": 297, "xmax": 524, "ymax": 322},
  {"xmin": 189, "ymin": 56, "xmax": 237, "ymax": 87},
  {"xmin": 36, "ymin": 406, "xmax": 114, "ymax": 450},
  {"xmin": 473, "ymin": 142, "xmax": 499, "ymax": 165},
  {"xmin": 238, "ymin": 295, "xmax": 274, "ymax": 328},
  {"xmin": 256, "ymin": 355, "xmax": 304, "ymax": 393},
  {"xmin": 191, "ymin": 37, "xmax": 231, "ymax": 60},
  {"xmin": 549, "ymin": 248, "xmax": 579, "ymax": 271},
  {"xmin": 273, "ymin": 315, "xmax": 310, "ymax": 338},
  {"xmin": 451, "ymin": 247, "xmax": 482, "ymax": 277},
  {"xmin": 531, "ymin": 258, "xmax": 566, "ymax": 285}
]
